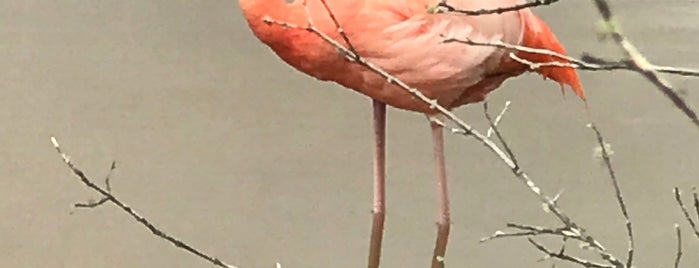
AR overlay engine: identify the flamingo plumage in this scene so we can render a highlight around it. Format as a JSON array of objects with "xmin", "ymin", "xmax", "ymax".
[{"xmin": 238, "ymin": 1, "xmax": 585, "ymax": 267}]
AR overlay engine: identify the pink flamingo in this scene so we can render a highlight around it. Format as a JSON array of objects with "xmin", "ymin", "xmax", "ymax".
[{"xmin": 239, "ymin": 0, "xmax": 585, "ymax": 267}]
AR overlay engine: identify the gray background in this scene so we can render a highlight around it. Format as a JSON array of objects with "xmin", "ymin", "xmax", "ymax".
[{"xmin": 2, "ymin": 0, "xmax": 699, "ymax": 267}]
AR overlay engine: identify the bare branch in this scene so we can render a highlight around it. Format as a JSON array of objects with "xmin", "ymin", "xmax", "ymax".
[
  {"xmin": 480, "ymin": 230, "xmax": 539, "ymax": 242},
  {"xmin": 485, "ymin": 101, "xmax": 512, "ymax": 139},
  {"xmin": 674, "ymin": 187, "xmax": 699, "ymax": 240},
  {"xmin": 588, "ymin": 123, "xmax": 634, "ymax": 268},
  {"xmin": 443, "ymin": 37, "xmax": 699, "ymax": 77},
  {"xmin": 483, "ymin": 101, "xmax": 519, "ymax": 167},
  {"xmin": 50, "ymin": 137, "xmax": 239, "ymax": 268},
  {"xmin": 74, "ymin": 196, "xmax": 110, "ymax": 208},
  {"xmin": 591, "ymin": 0, "xmax": 699, "ymax": 130},
  {"xmin": 437, "ymin": 0, "xmax": 560, "ymax": 16},
  {"xmin": 527, "ymin": 238, "xmax": 614, "ymax": 268},
  {"xmin": 317, "ymin": 0, "xmax": 356, "ymax": 53},
  {"xmin": 693, "ymin": 187, "xmax": 699, "ymax": 223},
  {"xmin": 74, "ymin": 161, "xmax": 116, "ymax": 208},
  {"xmin": 674, "ymin": 224, "xmax": 682, "ymax": 268},
  {"xmin": 581, "ymin": 54, "xmax": 699, "ymax": 77},
  {"xmin": 481, "ymin": 223, "xmax": 587, "ymax": 243}
]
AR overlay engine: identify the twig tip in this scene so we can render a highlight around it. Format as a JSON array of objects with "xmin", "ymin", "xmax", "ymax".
[{"xmin": 50, "ymin": 136, "xmax": 59, "ymax": 148}]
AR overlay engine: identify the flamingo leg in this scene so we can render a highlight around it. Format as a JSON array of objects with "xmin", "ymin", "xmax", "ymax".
[
  {"xmin": 367, "ymin": 99, "xmax": 386, "ymax": 268},
  {"xmin": 429, "ymin": 116, "xmax": 450, "ymax": 268}
]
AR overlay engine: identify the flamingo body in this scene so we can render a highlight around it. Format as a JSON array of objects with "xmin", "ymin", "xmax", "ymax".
[
  {"xmin": 238, "ymin": 1, "xmax": 585, "ymax": 267},
  {"xmin": 239, "ymin": 0, "xmax": 585, "ymax": 113}
]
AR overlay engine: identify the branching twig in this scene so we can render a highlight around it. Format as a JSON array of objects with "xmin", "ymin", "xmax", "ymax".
[
  {"xmin": 528, "ymin": 238, "xmax": 614, "ymax": 268},
  {"xmin": 50, "ymin": 137, "xmax": 239, "ymax": 268},
  {"xmin": 442, "ymin": 37, "xmax": 699, "ymax": 77},
  {"xmin": 483, "ymin": 101, "xmax": 518, "ymax": 166},
  {"xmin": 485, "ymin": 101, "xmax": 512, "ymax": 139},
  {"xmin": 74, "ymin": 161, "xmax": 115, "ymax": 208},
  {"xmin": 591, "ymin": 0, "xmax": 699, "ymax": 130},
  {"xmin": 674, "ymin": 187, "xmax": 699, "ymax": 240}
]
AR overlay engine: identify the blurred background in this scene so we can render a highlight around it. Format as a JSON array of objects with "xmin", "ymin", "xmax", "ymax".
[{"xmin": 2, "ymin": 0, "xmax": 699, "ymax": 267}]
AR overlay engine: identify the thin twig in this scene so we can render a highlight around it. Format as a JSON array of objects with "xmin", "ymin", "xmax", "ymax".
[
  {"xmin": 480, "ymin": 230, "xmax": 539, "ymax": 242},
  {"xmin": 508, "ymin": 223, "xmax": 584, "ymax": 242},
  {"xmin": 674, "ymin": 224, "xmax": 682, "ymax": 268},
  {"xmin": 74, "ymin": 161, "xmax": 116, "ymax": 208},
  {"xmin": 581, "ymin": 54, "xmax": 699, "ymax": 77},
  {"xmin": 104, "ymin": 161, "xmax": 115, "ymax": 191},
  {"xmin": 527, "ymin": 238, "xmax": 614, "ymax": 268},
  {"xmin": 50, "ymin": 137, "xmax": 238, "ymax": 268},
  {"xmin": 693, "ymin": 187, "xmax": 699, "ymax": 223},
  {"xmin": 442, "ymin": 37, "xmax": 699, "ymax": 77},
  {"xmin": 74, "ymin": 196, "xmax": 110, "ymax": 208},
  {"xmin": 588, "ymin": 123, "xmax": 634, "ymax": 268},
  {"xmin": 437, "ymin": 0, "xmax": 560, "ymax": 16},
  {"xmin": 317, "ymin": 0, "xmax": 356, "ymax": 53},
  {"xmin": 591, "ymin": 0, "xmax": 699, "ymax": 130},
  {"xmin": 508, "ymin": 223, "xmax": 559, "ymax": 233},
  {"xmin": 674, "ymin": 187, "xmax": 699, "ymax": 240},
  {"xmin": 481, "ymin": 223, "xmax": 586, "ymax": 243},
  {"xmin": 485, "ymin": 101, "xmax": 512, "ymax": 138},
  {"xmin": 483, "ymin": 101, "xmax": 518, "ymax": 166}
]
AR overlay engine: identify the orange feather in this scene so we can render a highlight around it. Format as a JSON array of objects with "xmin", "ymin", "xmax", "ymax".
[{"xmin": 240, "ymin": 0, "xmax": 585, "ymax": 113}]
